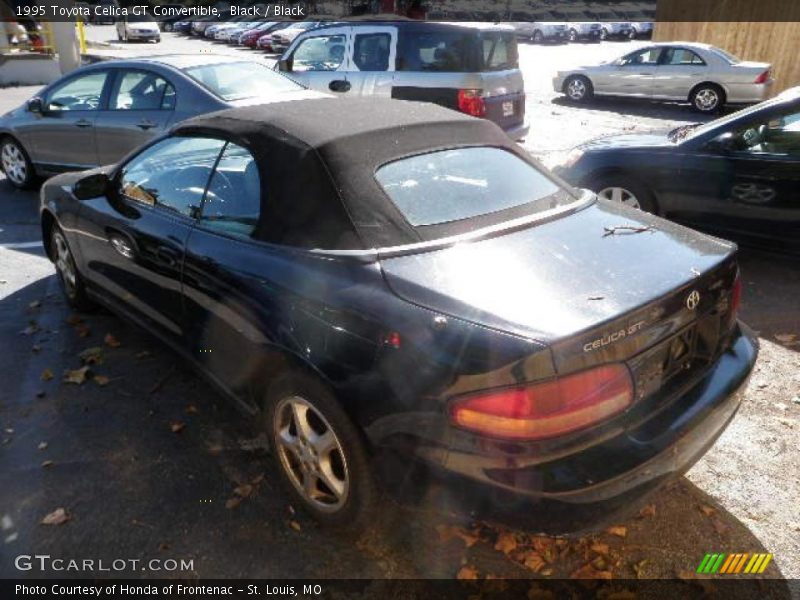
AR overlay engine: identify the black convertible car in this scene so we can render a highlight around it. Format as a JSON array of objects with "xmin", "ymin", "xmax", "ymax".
[
  {"xmin": 40, "ymin": 98, "xmax": 756, "ymax": 529},
  {"xmin": 554, "ymin": 87, "xmax": 800, "ymax": 254}
]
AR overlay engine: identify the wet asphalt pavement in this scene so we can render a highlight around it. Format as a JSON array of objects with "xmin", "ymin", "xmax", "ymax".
[{"xmin": 1, "ymin": 32, "xmax": 799, "ymax": 587}]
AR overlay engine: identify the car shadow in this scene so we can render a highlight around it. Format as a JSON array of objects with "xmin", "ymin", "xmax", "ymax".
[
  {"xmin": 0, "ymin": 272, "xmax": 795, "ymax": 582},
  {"xmin": 550, "ymin": 95, "xmax": 736, "ymax": 123},
  {"xmin": 737, "ymin": 248, "xmax": 800, "ymax": 352}
]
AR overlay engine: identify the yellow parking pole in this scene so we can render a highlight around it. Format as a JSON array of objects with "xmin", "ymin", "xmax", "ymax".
[{"xmin": 76, "ymin": 19, "xmax": 87, "ymax": 54}]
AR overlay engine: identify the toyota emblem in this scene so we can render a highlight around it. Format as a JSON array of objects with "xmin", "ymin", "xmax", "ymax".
[{"xmin": 686, "ymin": 290, "xmax": 701, "ymax": 310}]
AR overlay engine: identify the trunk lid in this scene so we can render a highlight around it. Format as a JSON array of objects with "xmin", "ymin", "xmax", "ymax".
[{"xmin": 380, "ymin": 200, "xmax": 739, "ymax": 374}]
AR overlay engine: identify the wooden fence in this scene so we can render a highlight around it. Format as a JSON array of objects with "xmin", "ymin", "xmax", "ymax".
[{"xmin": 654, "ymin": 2, "xmax": 800, "ymax": 95}]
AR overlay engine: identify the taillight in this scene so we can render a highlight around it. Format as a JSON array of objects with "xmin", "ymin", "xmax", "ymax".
[
  {"xmin": 754, "ymin": 69, "xmax": 771, "ymax": 84},
  {"xmin": 449, "ymin": 364, "xmax": 633, "ymax": 441},
  {"xmin": 730, "ymin": 270, "xmax": 742, "ymax": 319},
  {"xmin": 457, "ymin": 89, "xmax": 486, "ymax": 118}
]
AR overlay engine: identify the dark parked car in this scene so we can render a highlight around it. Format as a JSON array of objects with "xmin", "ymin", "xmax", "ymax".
[
  {"xmin": 553, "ymin": 87, "xmax": 800, "ymax": 254},
  {"xmin": 0, "ymin": 55, "xmax": 324, "ymax": 189},
  {"xmin": 40, "ymin": 98, "xmax": 756, "ymax": 528}
]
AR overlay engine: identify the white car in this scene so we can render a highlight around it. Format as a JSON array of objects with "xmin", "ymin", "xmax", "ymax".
[
  {"xmin": 553, "ymin": 42, "xmax": 774, "ymax": 113},
  {"xmin": 116, "ymin": 15, "xmax": 160, "ymax": 43},
  {"xmin": 511, "ymin": 19, "xmax": 569, "ymax": 44}
]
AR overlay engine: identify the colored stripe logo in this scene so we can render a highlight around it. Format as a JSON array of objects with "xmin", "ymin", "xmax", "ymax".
[{"xmin": 696, "ymin": 553, "xmax": 773, "ymax": 574}]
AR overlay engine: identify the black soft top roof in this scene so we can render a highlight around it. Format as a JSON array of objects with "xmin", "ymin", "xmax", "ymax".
[{"xmin": 173, "ymin": 97, "xmax": 543, "ymax": 250}]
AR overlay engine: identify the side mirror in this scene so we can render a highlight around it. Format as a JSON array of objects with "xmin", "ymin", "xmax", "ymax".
[
  {"xmin": 707, "ymin": 132, "xmax": 735, "ymax": 153},
  {"xmin": 27, "ymin": 97, "xmax": 43, "ymax": 114},
  {"xmin": 277, "ymin": 58, "xmax": 291, "ymax": 72},
  {"xmin": 72, "ymin": 172, "xmax": 110, "ymax": 200}
]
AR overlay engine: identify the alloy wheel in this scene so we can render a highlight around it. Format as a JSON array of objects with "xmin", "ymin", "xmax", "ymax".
[
  {"xmin": 274, "ymin": 396, "xmax": 349, "ymax": 513},
  {"xmin": 566, "ymin": 78, "xmax": 587, "ymax": 100},
  {"xmin": 569, "ymin": 29, "xmax": 577, "ymax": 42},
  {"xmin": 1, "ymin": 141, "xmax": 28, "ymax": 186},
  {"xmin": 694, "ymin": 88, "xmax": 719, "ymax": 111},
  {"xmin": 53, "ymin": 230, "xmax": 77, "ymax": 296},
  {"xmin": 598, "ymin": 186, "xmax": 641, "ymax": 209}
]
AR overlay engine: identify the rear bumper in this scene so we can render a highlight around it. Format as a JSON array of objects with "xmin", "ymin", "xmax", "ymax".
[
  {"xmin": 503, "ymin": 121, "xmax": 530, "ymax": 141},
  {"xmin": 394, "ymin": 323, "xmax": 757, "ymax": 530},
  {"xmin": 727, "ymin": 80, "xmax": 775, "ymax": 104}
]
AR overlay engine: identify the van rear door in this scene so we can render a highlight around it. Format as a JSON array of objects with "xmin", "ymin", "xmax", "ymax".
[{"xmin": 478, "ymin": 30, "xmax": 526, "ymax": 135}]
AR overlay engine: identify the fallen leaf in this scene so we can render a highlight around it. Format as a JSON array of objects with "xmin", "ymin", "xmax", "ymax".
[
  {"xmin": 37, "ymin": 441, "xmax": 48, "ymax": 451},
  {"xmin": 41, "ymin": 508, "xmax": 71, "ymax": 526},
  {"xmin": 135, "ymin": 350, "xmax": 151, "ymax": 359},
  {"xmin": 207, "ymin": 444, "xmax": 223, "ymax": 455},
  {"xmin": 605, "ymin": 525, "xmax": 627, "ymax": 538},
  {"xmin": 234, "ymin": 484, "xmax": 253, "ymax": 498},
  {"xmin": 185, "ymin": 404, "xmax": 198, "ymax": 414},
  {"xmin": 103, "ymin": 333, "xmax": 121, "ymax": 348},
  {"xmin": 251, "ymin": 473, "xmax": 265, "ymax": 485},
  {"xmin": 31, "ymin": 344, "xmax": 41, "ymax": 353},
  {"xmin": 41, "ymin": 368, "xmax": 54, "ymax": 381},
  {"xmin": 633, "ymin": 559, "xmax": 649, "ymax": 578},
  {"xmin": 699, "ymin": 505, "xmax": 715, "ymax": 517},
  {"xmin": 711, "ymin": 517, "xmax": 729, "ymax": 536},
  {"xmin": 774, "ymin": 333, "xmax": 797, "ymax": 344},
  {"xmin": 225, "ymin": 497, "xmax": 241, "ymax": 510},
  {"xmin": 63, "ymin": 366, "xmax": 90, "ymax": 385},
  {"xmin": 519, "ymin": 550, "xmax": 546, "ymax": 573},
  {"xmin": 170, "ymin": 421, "xmax": 185, "ymax": 434},
  {"xmin": 41, "ymin": 460, "xmax": 54, "ymax": 468},
  {"xmin": 75, "ymin": 324, "xmax": 91, "ymax": 338},
  {"xmin": 78, "ymin": 346, "xmax": 103, "ymax": 365},
  {"xmin": 494, "ymin": 531, "xmax": 518, "ymax": 555},
  {"xmin": 540, "ymin": 568, "xmax": 554, "ymax": 577},
  {"xmin": 29, "ymin": 300, "xmax": 41, "ymax": 309},
  {"xmin": 531, "ymin": 535, "xmax": 557, "ymax": 559},
  {"xmin": 20, "ymin": 322, "xmax": 40, "ymax": 336},
  {"xmin": 638, "ymin": 504, "xmax": 656, "ymax": 518},
  {"xmin": 435, "ymin": 524, "xmax": 480, "ymax": 547},
  {"xmin": 289, "ymin": 520, "xmax": 301, "ymax": 532},
  {"xmin": 591, "ymin": 542, "xmax": 610, "ymax": 555},
  {"xmin": 527, "ymin": 585, "xmax": 556, "ymax": 600},
  {"xmin": 570, "ymin": 563, "xmax": 612, "ymax": 579},
  {"xmin": 456, "ymin": 565, "xmax": 479, "ymax": 580},
  {"xmin": 158, "ymin": 542, "xmax": 170, "ymax": 551},
  {"xmin": 93, "ymin": 375, "xmax": 110, "ymax": 386}
]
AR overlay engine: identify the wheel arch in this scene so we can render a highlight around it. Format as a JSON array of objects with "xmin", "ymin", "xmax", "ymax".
[{"xmin": 40, "ymin": 209, "xmax": 57, "ymax": 262}]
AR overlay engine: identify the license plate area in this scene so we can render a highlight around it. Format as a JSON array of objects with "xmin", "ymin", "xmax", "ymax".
[{"xmin": 502, "ymin": 101, "xmax": 514, "ymax": 117}]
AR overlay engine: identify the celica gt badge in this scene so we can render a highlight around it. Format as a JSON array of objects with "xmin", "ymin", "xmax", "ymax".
[{"xmin": 583, "ymin": 320, "xmax": 646, "ymax": 353}]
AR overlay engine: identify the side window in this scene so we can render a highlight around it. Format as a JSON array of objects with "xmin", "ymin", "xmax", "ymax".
[
  {"xmin": 663, "ymin": 48, "xmax": 706, "ymax": 66},
  {"xmin": 291, "ymin": 34, "xmax": 347, "ymax": 72},
  {"xmin": 620, "ymin": 48, "xmax": 661, "ymax": 66},
  {"xmin": 46, "ymin": 71, "xmax": 108, "ymax": 111},
  {"xmin": 111, "ymin": 70, "xmax": 176, "ymax": 111},
  {"xmin": 119, "ymin": 137, "xmax": 225, "ymax": 217},
  {"xmin": 397, "ymin": 31, "xmax": 469, "ymax": 72},
  {"xmin": 353, "ymin": 33, "xmax": 391, "ymax": 72},
  {"xmin": 733, "ymin": 110, "xmax": 800, "ymax": 156},
  {"xmin": 200, "ymin": 143, "xmax": 260, "ymax": 238}
]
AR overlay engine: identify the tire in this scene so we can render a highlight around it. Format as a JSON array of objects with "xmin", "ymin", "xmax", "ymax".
[
  {"xmin": 600, "ymin": 27, "xmax": 608, "ymax": 40},
  {"xmin": 568, "ymin": 28, "xmax": 577, "ymax": 42},
  {"xmin": 1, "ymin": 136, "xmax": 36, "ymax": 189},
  {"xmin": 532, "ymin": 30, "xmax": 543, "ymax": 44},
  {"xmin": 690, "ymin": 83, "xmax": 725, "ymax": 113},
  {"xmin": 264, "ymin": 371, "xmax": 376, "ymax": 529},
  {"xmin": 50, "ymin": 225, "xmax": 95, "ymax": 311},
  {"xmin": 564, "ymin": 75, "xmax": 593, "ymax": 103},
  {"xmin": 164, "ymin": 23, "xmax": 173, "ymax": 32},
  {"xmin": 590, "ymin": 175, "xmax": 657, "ymax": 213}
]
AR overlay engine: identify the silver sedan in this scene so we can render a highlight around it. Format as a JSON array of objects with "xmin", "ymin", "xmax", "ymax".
[
  {"xmin": 0, "ymin": 55, "xmax": 324, "ymax": 189},
  {"xmin": 553, "ymin": 42, "xmax": 773, "ymax": 113}
]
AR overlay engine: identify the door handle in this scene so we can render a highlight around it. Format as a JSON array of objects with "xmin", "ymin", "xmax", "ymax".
[
  {"xmin": 328, "ymin": 79, "xmax": 351, "ymax": 93},
  {"xmin": 136, "ymin": 120, "xmax": 157, "ymax": 130},
  {"xmin": 75, "ymin": 119, "xmax": 93, "ymax": 128}
]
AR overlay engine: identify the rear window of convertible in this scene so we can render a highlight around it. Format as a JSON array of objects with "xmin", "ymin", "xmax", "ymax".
[{"xmin": 375, "ymin": 147, "xmax": 566, "ymax": 227}]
